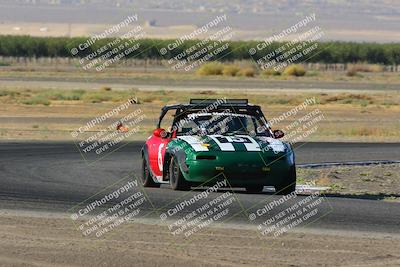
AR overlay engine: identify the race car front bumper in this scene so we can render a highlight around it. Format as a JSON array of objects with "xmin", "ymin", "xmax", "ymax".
[{"xmin": 181, "ymin": 151, "xmax": 295, "ymax": 187}]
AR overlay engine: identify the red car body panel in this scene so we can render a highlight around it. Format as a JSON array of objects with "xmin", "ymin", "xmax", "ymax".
[{"xmin": 146, "ymin": 133, "xmax": 170, "ymax": 178}]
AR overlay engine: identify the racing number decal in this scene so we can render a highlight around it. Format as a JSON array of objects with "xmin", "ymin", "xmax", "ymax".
[
  {"xmin": 213, "ymin": 135, "xmax": 261, "ymax": 152},
  {"xmin": 157, "ymin": 143, "xmax": 165, "ymax": 172},
  {"xmin": 216, "ymin": 136, "xmax": 250, "ymax": 143},
  {"xmin": 146, "ymin": 134, "xmax": 169, "ymax": 179}
]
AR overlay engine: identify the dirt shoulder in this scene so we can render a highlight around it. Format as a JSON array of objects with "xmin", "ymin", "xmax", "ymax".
[
  {"xmin": 298, "ymin": 164, "xmax": 400, "ymax": 199},
  {"xmin": 0, "ymin": 211, "xmax": 399, "ymax": 267}
]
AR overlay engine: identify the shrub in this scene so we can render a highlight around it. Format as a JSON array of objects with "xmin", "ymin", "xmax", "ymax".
[
  {"xmin": 283, "ymin": 64, "xmax": 306, "ymax": 76},
  {"xmin": 347, "ymin": 63, "xmax": 383, "ymax": 72},
  {"xmin": 196, "ymin": 62, "xmax": 224, "ymax": 76},
  {"xmin": 262, "ymin": 68, "xmax": 281, "ymax": 76},
  {"xmin": 346, "ymin": 68, "xmax": 357, "ymax": 76},
  {"xmin": 222, "ymin": 65, "xmax": 240, "ymax": 76},
  {"xmin": 368, "ymin": 64, "xmax": 384, "ymax": 72},
  {"xmin": 238, "ymin": 67, "xmax": 256, "ymax": 77}
]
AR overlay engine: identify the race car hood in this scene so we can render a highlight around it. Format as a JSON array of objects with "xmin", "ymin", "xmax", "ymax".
[{"xmin": 176, "ymin": 134, "xmax": 286, "ymax": 153}]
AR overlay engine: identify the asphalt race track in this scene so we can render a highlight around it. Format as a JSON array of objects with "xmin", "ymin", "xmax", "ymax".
[{"xmin": 0, "ymin": 141, "xmax": 399, "ymax": 235}]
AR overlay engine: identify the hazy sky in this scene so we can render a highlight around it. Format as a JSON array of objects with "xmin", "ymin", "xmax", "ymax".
[{"xmin": 0, "ymin": 1, "xmax": 399, "ymax": 42}]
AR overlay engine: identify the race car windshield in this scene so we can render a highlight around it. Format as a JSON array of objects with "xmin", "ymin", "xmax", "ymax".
[{"xmin": 175, "ymin": 113, "xmax": 271, "ymax": 136}]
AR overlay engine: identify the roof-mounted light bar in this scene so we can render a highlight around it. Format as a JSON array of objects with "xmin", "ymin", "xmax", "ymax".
[{"xmin": 189, "ymin": 99, "xmax": 248, "ymax": 105}]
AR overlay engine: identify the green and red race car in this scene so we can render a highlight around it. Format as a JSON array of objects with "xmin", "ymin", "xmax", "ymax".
[{"xmin": 141, "ymin": 99, "xmax": 296, "ymax": 194}]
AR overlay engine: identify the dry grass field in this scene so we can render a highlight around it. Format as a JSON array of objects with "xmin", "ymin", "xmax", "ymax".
[
  {"xmin": 0, "ymin": 61, "xmax": 398, "ymax": 141},
  {"xmin": 0, "ymin": 86, "xmax": 398, "ymax": 142}
]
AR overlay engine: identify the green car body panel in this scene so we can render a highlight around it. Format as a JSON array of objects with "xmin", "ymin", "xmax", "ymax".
[{"xmin": 166, "ymin": 135, "xmax": 295, "ymax": 187}]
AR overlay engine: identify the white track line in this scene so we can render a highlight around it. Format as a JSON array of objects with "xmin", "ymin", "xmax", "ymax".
[{"xmin": 298, "ymin": 160, "xmax": 400, "ymax": 169}]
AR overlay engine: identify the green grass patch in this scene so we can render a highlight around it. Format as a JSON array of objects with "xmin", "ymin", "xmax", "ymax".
[
  {"xmin": 320, "ymin": 93, "xmax": 374, "ymax": 105},
  {"xmin": 0, "ymin": 61, "xmax": 10, "ymax": 66},
  {"xmin": 43, "ymin": 89, "xmax": 86, "ymax": 101},
  {"xmin": 21, "ymin": 95, "xmax": 50, "ymax": 106}
]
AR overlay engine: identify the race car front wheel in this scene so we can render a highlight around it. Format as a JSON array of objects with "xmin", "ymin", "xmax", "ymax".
[
  {"xmin": 169, "ymin": 156, "xmax": 191, "ymax": 191},
  {"xmin": 274, "ymin": 165, "xmax": 296, "ymax": 195},
  {"xmin": 141, "ymin": 157, "xmax": 160, "ymax": 188}
]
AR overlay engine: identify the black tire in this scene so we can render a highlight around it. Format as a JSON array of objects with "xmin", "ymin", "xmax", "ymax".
[
  {"xmin": 245, "ymin": 185, "xmax": 264, "ymax": 194},
  {"xmin": 141, "ymin": 157, "xmax": 160, "ymax": 188},
  {"xmin": 274, "ymin": 165, "xmax": 296, "ymax": 195},
  {"xmin": 169, "ymin": 156, "xmax": 191, "ymax": 191}
]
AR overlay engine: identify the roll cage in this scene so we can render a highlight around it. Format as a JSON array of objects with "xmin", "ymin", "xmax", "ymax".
[{"xmin": 157, "ymin": 99, "xmax": 269, "ymax": 129}]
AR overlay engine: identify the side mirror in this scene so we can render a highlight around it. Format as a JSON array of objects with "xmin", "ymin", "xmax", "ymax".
[
  {"xmin": 153, "ymin": 128, "xmax": 167, "ymax": 138},
  {"xmin": 273, "ymin": 129, "xmax": 284, "ymax": 139}
]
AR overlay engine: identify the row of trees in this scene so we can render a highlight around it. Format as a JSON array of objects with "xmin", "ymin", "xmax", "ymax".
[{"xmin": 0, "ymin": 35, "xmax": 399, "ymax": 64}]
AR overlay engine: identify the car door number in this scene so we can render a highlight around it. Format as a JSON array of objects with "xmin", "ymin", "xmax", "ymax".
[{"xmin": 157, "ymin": 143, "xmax": 165, "ymax": 172}]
